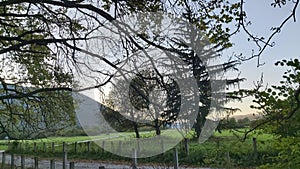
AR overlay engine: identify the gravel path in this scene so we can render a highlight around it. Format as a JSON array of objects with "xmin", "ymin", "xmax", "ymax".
[{"xmin": 0, "ymin": 153, "xmax": 210, "ymax": 169}]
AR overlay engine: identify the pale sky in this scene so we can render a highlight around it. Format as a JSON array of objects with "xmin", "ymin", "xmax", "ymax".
[
  {"xmin": 224, "ymin": 0, "xmax": 300, "ymax": 115},
  {"xmin": 91, "ymin": 0, "xmax": 300, "ymax": 116}
]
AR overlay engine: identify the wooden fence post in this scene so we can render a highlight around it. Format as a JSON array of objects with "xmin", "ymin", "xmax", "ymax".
[
  {"xmin": 69, "ymin": 162, "xmax": 75, "ymax": 169},
  {"xmin": 118, "ymin": 141, "xmax": 122, "ymax": 152},
  {"xmin": 184, "ymin": 138, "xmax": 189, "ymax": 156},
  {"xmin": 33, "ymin": 142, "xmax": 37, "ymax": 153},
  {"xmin": 102, "ymin": 141, "xmax": 105, "ymax": 152},
  {"xmin": 50, "ymin": 159, "xmax": 55, "ymax": 169},
  {"xmin": 132, "ymin": 148, "xmax": 137, "ymax": 169},
  {"xmin": 1, "ymin": 151, "xmax": 6, "ymax": 168},
  {"xmin": 10, "ymin": 154, "xmax": 14, "ymax": 169},
  {"xmin": 7, "ymin": 141, "xmax": 10, "ymax": 151},
  {"xmin": 43, "ymin": 142, "xmax": 46, "ymax": 152},
  {"xmin": 173, "ymin": 148, "xmax": 179, "ymax": 169},
  {"xmin": 63, "ymin": 142, "xmax": 66, "ymax": 152},
  {"xmin": 74, "ymin": 142, "xmax": 77, "ymax": 153},
  {"xmin": 18, "ymin": 142, "xmax": 22, "ymax": 151},
  {"xmin": 21, "ymin": 155, "xmax": 25, "ymax": 169},
  {"xmin": 79, "ymin": 142, "xmax": 82, "ymax": 151},
  {"xmin": 63, "ymin": 151, "xmax": 67, "ymax": 169},
  {"xmin": 110, "ymin": 142, "xmax": 114, "ymax": 152},
  {"xmin": 52, "ymin": 142, "xmax": 55, "ymax": 152},
  {"xmin": 25, "ymin": 143, "xmax": 28, "ymax": 152},
  {"xmin": 253, "ymin": 137, "xmax": 258, "ymax": 159},
  {"xmin": 160, "ymin": 137, "xmax": 165, "ymax": 153},
  {"xmin": 34, "ymin": 157, "xmax": 38, "ymax": 169},
  {"xmin": 87, "ymin": 141, "xmax": 91, "ymax": 153},
  {"xmin": 137, "ymin": 140, "xmax": 140, "ymax": 154}
]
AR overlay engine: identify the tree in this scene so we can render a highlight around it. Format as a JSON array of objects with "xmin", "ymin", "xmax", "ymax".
[
  {"xmin": 0, "ymin": 0, "xmax": 297, "ymax": 139},
  {"xmin": 103, "ymin": 78, "xmax": 143, "ymax": 138},
  {"xmin": 0, "ymin": 0, "xmax": 242, "ymax": 96},
  {"xmin": 0, "ymin": 0, "xmax": 297, "ymax": 93},
  {"xmin": 236, "ymin": 58, "xmax": 300, "ymax": 168},
  {"xmin": 222, "ymin": 117, "xmax": 237, "ymax": 129},
  {"xmin": 128, "ymin": 70, "xmax": 163, "ymax": 136},
  {"xmin": 0, "ymin": 87, "xmax": 75, "ymax": 139},
  {"xmin": 237, "ymin": 117, "xmax": 250, "ymax": 128},
  {"xmin": 100, "ymin": 102, "xmax": 132, "ymax": 132},
  {"xmin": 105, "ymin": 69, "xmax": 183, "ymax": 137},
  {"xmin": 0, "ymin": 2, "xmax": 77, "ymax": 138}
]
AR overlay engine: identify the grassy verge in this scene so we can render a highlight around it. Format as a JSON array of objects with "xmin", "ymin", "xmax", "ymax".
[{"xmin": 1, "ymin": 129, "xmax": 276, "ymax": 168}]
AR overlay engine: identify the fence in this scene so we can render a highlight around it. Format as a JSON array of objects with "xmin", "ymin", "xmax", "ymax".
[
  {"xmin": 1, "ymin": 142, "xmax": 180, "ymax": 169},
  {"xmin": 1, "ymin": 151, "xmax": 77, "ymax": 169},
  {"xmin": 7, "ymin": 140, "xmax": 169, "ymax": 155}
]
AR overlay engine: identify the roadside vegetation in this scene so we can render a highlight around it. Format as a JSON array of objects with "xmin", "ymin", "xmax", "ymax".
[{"xmin": 0, "ymin": 126, "xmax": 276, "ymax": 168}]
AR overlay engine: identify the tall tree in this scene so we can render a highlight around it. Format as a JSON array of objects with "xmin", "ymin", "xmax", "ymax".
[
  {"xmin": 0, "ymin": 0, "xmax": 297, "ymax": 139},
  {"xmin": 0, "ymin": 2, "xmax": 77, "ymax": 138},
  {"xmin": 103, "ymin": 78, "xmax": 143, "ymax": 138},
  {"xmin": 0, "ymin": 87, "xmax": 75, "ymax": 139},
  {"xmin": 104, "ymin": 70, "xmax": 173, "ymax": 137}
]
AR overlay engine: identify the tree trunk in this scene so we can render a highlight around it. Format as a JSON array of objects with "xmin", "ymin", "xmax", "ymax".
[
  {"xmin": 154, "ymin": 119, "xmax": 161, "ymax": 135},
  {"xmin": 133, "ymin": 122, "xmax": 140, "ymax": 138}
]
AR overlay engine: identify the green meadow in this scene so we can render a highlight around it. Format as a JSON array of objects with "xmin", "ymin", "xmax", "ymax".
[{"xmin": 0, "ymin": 129, "xmax": 276, "ymax": 168}]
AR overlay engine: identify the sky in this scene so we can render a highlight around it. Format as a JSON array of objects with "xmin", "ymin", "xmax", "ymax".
[
  {"xmin": 224, "ymin": 0, "xmax": 300, "ymax": 115},
  {"xmin": 84, "ymin": 0, "xmax": 300, "ymax": 116}
]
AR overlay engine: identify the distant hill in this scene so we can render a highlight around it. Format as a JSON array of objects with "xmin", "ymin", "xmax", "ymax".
[{"xmin": 231, "ymin": 113, "xmax": 262, "ymax": 121}]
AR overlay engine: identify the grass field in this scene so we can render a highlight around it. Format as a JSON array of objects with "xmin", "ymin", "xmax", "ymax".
[{"xmin": 0, "ymin": 129, "xmax": 276, "ymax": 168}]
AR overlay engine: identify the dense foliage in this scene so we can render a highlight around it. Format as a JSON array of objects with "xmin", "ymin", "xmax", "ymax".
[
  {"xmin": 236, "ymin": 59, "xmax": 300, "ymax": 168},
  {"xmin": 0, "ymin": 0, "xmax": 299, "ymax": 167}
]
